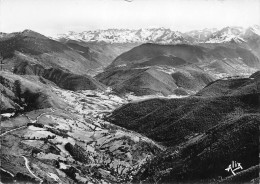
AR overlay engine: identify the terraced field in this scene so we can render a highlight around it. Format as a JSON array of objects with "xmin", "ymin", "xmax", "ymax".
[{"xmin": 0, "ymin": 88, "xmax": 164, "ymax": 183}]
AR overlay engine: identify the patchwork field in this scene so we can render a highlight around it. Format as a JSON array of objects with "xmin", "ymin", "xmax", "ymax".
[{"xmin": 0, "ymin": 88, "xmax": 164, "ymax": 183}]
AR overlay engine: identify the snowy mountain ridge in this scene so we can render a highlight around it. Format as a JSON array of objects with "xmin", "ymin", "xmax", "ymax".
[
  {"xmin": 56, "ymin": 28, "xmax": 189, "ymax": 44},
  {"xmin": 56, "ymin": 25, "xmax": 260, "ymax": 44},
  {"xmin": 206, "ymin": 25, "xmax": 260, "ymax": 43}
]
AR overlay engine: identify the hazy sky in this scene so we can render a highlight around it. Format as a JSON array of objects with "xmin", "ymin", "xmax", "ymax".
[{"xmin": 0, "ymin": 0, "xmax": 260, "ymax": 36}]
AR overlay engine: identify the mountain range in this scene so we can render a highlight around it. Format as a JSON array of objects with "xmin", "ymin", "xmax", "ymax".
[
  {"xmin": 0, "ymin": 27, "xmax": 259, "ymax": 183},
  {"xmin": 56, "ymin": 28, "xmax": 187, "ymax": 44},
  {"xmin": 56, "ymin": 26, "xmax": 260, "ymax": 44},
  {"xmin": 1, "ymin": 26, "xmax": 260, "ymax": 97},
  {"xmin": 97, "ymin": 42, "xmax": 259, "ymax": 96}
]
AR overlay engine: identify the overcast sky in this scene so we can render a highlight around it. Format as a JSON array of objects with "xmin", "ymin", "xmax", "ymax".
[{"xmin": 0, "ymin": 0, "xmax": 259, "ymax": 36}]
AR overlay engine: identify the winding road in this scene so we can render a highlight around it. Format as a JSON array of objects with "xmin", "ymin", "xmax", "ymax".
[
  {"xmin": 0, "ymin": 109, "xmax": 55, "ymax": 184},
  {"xmin": 0, "ymin": 109, "xmax": 54, "ymax": 137},
  {"xmin": 21, "ymin": 156, "xmax": 43, "ymax": 184},
  {"xmin": 0, "ymin": 126, "xmax": 27, "ymax": 137},
  {"xmin": 0, "ymin": 167, "xmax": 15, "ymax": 177},
  {"xmin": 26, "ymin": 108, "xmax": 54, "ymax": 124},
  {"xmin": 21, "ymin": 109, "xmax": 55, "ymax": 183}
]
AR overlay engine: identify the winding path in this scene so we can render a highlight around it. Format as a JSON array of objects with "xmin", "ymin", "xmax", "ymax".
[
  {"xmin": 21, "ymin": 156, "xmax": 43, "ymax": 184},
  {"xmin": 0, "ymin": 109, "xmax": 54, "ymax": 137},
  {"xmin": 0, "ymin": 109, "xmax": 55, "ymax": 183},
  {"xmin": 0, "ymin": 126, "xmax": 43, "ymax": 184},
  {"xmin": 0, "ymin": 126, "xmax": 27, "ymax": 137},
  {"xmin": 0, "ymin": 167, "xmax": 15, "ymax": 177},
  {"xmin": 0, "ymin": 119, "xmax": 26, "ymax": 181},
  {"xmin": 20, "ymin": 108, "xmax": 55, "ymax": 183},
  {"xmin": 26, "ymin": 108, "xmax": 54, "ymax": 124}
]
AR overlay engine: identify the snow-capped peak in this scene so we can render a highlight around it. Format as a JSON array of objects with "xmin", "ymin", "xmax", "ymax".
[
  {"xmin": 55, "ymin": 26, "xmax": 260, "ymax": 44},
  {"xmin": 245, "ymin": 25, "xmax": 260, "ymax": 36},
  {"xmin": 205, "ymin": 26, "xmax": 246, "ymax": 43},
  {"xmin": 184, "ymin": 28, "xmax": 218, "ymax": 43},
  {"xmin": 56, "ymin": 28, "xmax": 188, "ymax": 44}
]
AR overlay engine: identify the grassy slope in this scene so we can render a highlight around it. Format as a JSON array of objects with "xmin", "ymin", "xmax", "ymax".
[
  {"xmin": 106, "ymin": 71, "xmax": 260, "ymax": 183},
  {"xmin": 0, "ymin": 30, "xmax": 101, "ymax": 74},
  {"xmin": 0, "ymin": 71, "xmax": 67, "ymax": 113},
  {"xmin": 0, "ymin": 30, "xmax": 106, "ymax": 91},
  {"xmin": 97, "ymin": 42, "xmax": 259, "ymax": 96}
]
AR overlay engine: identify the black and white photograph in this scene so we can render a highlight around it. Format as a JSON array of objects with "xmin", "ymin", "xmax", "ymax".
[{"xmin": 0, "ymin": 0, "xmax": 259, "ymax": 183}]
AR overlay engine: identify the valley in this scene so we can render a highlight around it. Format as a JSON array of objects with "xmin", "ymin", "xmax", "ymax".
[
  {"xmin": 0, "ymin": 26, "xmax": 259, "ymax": 183},
  {"xmin": 1, "ymin": 76, "xmax": 164, "ymax": 183}
]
